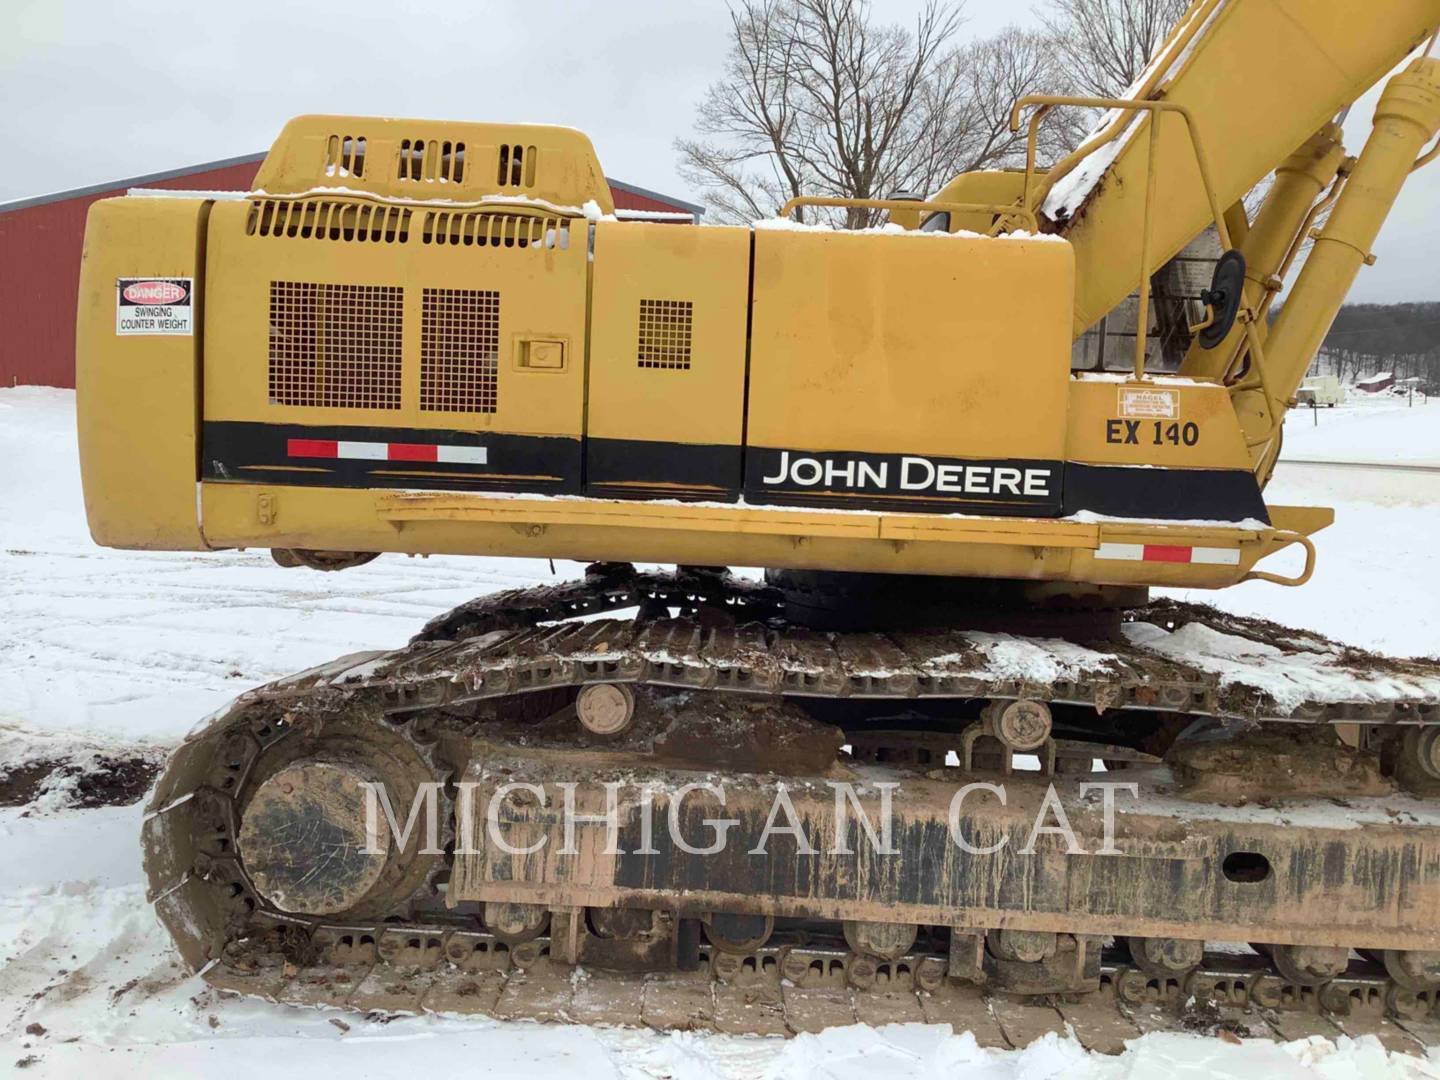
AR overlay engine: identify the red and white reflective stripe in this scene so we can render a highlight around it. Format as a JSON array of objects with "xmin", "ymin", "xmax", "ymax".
[
  {"xmin": 1094, "ymin": 542, "xmax": 1239, "ymax": 566},
  {"xmin": 287, "ymin": 438, "xmax": 487, "ymax": 465}
]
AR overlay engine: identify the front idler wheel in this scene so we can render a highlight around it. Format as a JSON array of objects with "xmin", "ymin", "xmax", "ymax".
[{"xmin": 237, "ymin": 760, "xmax": 391, "ymax": 915}]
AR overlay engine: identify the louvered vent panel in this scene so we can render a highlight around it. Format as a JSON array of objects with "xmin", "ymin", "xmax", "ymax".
[
  {"xmin": 637, "ymin": 299, "xmax": 693, "ymax": 370},
  {"xmin": 420, "ymin": 211, "xmax": 569, "ymax": 249},
  {"xmin": 496, "ymin": 144, "xmax": 538, "ymax": 188},
  {"xmin": 323, "ymin": 134, "xmax": 366, "ymax": 177},
  {"xmin": 420, "ymin": 288, "xmax": 500, "ymax": 413},
  {"xmin": 245, "ymin": 200, "xmax": 410, "ymax": 243},
  {"xmin": 398, "ymin": 138, "xmax": 466, "ymax": 184},
  {"xmin": 268, "ymin": 282, "xmax": 403, "ymax": 409}
]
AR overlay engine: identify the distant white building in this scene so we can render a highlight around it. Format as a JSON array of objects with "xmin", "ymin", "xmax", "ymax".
[{"xmin": 1297, "ymin": 375, "xmax": 1344, "ymax": 406}]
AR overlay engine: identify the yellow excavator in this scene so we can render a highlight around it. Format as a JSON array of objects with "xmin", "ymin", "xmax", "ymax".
[{"xmin": 76, "ymin": 0, "xmax": 1440, "ymax": 1044}]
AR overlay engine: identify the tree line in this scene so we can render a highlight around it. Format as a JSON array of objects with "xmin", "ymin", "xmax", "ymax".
[{"xmin": 1311, "ymin": 304, "xmax": 1440, "ymax": 388}]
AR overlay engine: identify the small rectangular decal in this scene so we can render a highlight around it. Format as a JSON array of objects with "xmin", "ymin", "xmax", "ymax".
[
  {"xmin": 1118, "ymin": 387, "xmax": 1178, "ymax": 419},
  {"xmin": 116, "ymin": 277, "xmax": 193, "ymax": 336}
]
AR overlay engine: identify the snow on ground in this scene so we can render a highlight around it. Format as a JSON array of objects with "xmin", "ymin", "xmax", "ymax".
[
  {"xmin": 1160, "ymin": 396, "xmax": 1440, "ymax": 658},
  {"xmin": 0, "ymin": 387, "xmax": 580, "ymax": 749},
  {"xmin": 4, "ymin": 386, "xmax": 1440, "ymax": 1077},
  {"xmin": 1278, "ymin": 393, "xmax": 1440, "ymax": 466}
]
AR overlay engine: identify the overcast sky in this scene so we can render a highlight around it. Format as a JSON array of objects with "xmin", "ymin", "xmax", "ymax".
[{"xmin": 3, "ymin": 0, "xmax": 1434, "ymax": 302}]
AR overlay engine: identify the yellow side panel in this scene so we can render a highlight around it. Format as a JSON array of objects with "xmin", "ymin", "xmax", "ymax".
[
  {"xmin": 1058, "ymin": 377, "xmax": 1268, "ymax": 521},
  {"xmin": 76, "ymin": 197, "xmax": 207, "ymax": 550},
  {"xmin": 745, "ymin": 230, "xmax": 1074, "ymax": 514},
  {"xmin": 586, "ymin": 222, "xmax": 750, "ymax": 500},
  {"xmin": 1064, "ymin": 379, "xmax": 1253, "ymax": 470},
  {"xmin": 203, "ymin": 199, "xmax": 587, "ymax": 437}
]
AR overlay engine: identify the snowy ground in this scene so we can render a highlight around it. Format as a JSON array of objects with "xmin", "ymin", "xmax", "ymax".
[
  {"xmin": 3, "ymin": 386, "xmax": 1440, "ymax": 1077},
  {"xmin": 1166, "ymin": 394, "xmax": 1440, "ymax": 658},
  {"xmin": 1279, "ymin": 393, "xmax": 1440, "ymax": 466}
]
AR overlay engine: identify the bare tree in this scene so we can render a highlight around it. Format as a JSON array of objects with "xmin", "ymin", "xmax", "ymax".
[
  {"xmin": 677, "ymin": 0, "xmax": 1075, "ymax": 225},
  {"xmin": 942, "ymin": 28, "xmax": 1089, "ymax": 179},
  {"xmin": 1040, "ymin": 0, "xmax": 1191, "ymax": 99}
]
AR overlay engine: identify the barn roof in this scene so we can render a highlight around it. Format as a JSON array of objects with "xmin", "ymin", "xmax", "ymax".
[
  {"xmin": 0, "ymin": 155, "xmax": 704, "ymax": 217},
  {"xmin": 606, "ymin": 177, "xmax": 705, "ymax": 217},
  {"xmin": 0, "ymin": 153, "xmax": 268, "ymax": 214}
]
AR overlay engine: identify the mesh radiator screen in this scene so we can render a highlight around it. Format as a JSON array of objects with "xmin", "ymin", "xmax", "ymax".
[
  {"xmin": 268, "ymin": 281, "xmax": 403, "ymax": 409},
  {"xmin": 637, "ymin": 299, "xmax": 693, "ymax": 370},
  {"xmin": 420, "ymin": 288, "xmax": 501, "ymax": 413}
]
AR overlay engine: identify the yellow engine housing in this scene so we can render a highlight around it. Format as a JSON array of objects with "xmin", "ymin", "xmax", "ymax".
[{"xmin": 76, "ymin": 114, "xmax": 1328, "ymax": 591}]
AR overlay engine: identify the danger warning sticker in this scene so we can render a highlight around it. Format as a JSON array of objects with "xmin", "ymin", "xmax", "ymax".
[
  {"xmin": 1117, "ymin": 387, "xmax": 1179, "ymax": 419},
  {"xmin": 116, "ymin": 278, "xmax": 193, "ymax": 336}
]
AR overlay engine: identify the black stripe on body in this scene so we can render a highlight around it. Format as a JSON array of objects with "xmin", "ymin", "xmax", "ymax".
[{"xmin": 202, "ymin": 422, "xmax": 1268, "ymax": 524}]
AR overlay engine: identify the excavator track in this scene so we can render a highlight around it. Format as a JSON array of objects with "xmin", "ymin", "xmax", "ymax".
[
  {"xmin": 202, "ymin": 934, "xmax": 1440, "ymax": 1052},
  {"xmin": 143, "ymin": 568, "xmax": 1440, "ymax": 1048}
]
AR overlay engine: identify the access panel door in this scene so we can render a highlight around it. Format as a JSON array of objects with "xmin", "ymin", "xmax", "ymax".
[
  {"xmin": 745, "ymin": 228, "xmax": 1075, "ymax": 516},
  {"xmin": 201, "ymin": 197, "xmax": 590, "ymax": 514},
  {"xmin": 586, "ymin": 221, "xmax": 751, "ymax": 501}
]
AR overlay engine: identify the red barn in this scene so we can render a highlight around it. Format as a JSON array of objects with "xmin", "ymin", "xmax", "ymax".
[{"xmin": 0, "ymin": 156, "xmax": 704, "ymax": 389}]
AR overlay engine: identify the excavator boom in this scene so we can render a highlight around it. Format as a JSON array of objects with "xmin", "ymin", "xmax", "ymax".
[{"xmin": 1039, "ymin": 0, "xmax": 1438, "ymax": 337}]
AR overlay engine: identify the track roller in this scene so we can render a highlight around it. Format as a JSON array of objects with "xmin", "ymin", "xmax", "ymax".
[
  {"xmin": 485, "ymin": 901, "xmax": 550, "ymax": 944},
  {"xmin": 703, "ymin": 912, "xmax": 774, "ymax": 953},
  {"xmin": 1270, "ymin": 944, "xmax": 1351, "ymax": 985},
  {"xmin": 992, "ymin": 700, "xmax": 1053, "ymax": 752},
  {"xmin": 1383, "ymin": 948, "xmax": 1440, "ymax": 991},
  {"xmin": 843, "ymin": 920, "xmax": 918, "ymax": 961},
  {"xmin": 575, "ymin": 683, "xmax": 637, "ymax": 737},
  {"xmin": 1126, "ymin": 936, "xmax": 1204, "ymax": 978}
]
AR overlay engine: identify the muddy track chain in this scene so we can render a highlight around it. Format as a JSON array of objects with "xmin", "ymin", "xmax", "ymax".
[
  {"xmin": 200, "ymin": 928, "xmax": 1440, "ymax": 1051},
  {"xmin": 411, "ymin": 565, "xmax": 786, "ymax": 644},
  {"xmin": 141, "ymin": 569, "xmax": 1440, "ymax": 1047}
]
